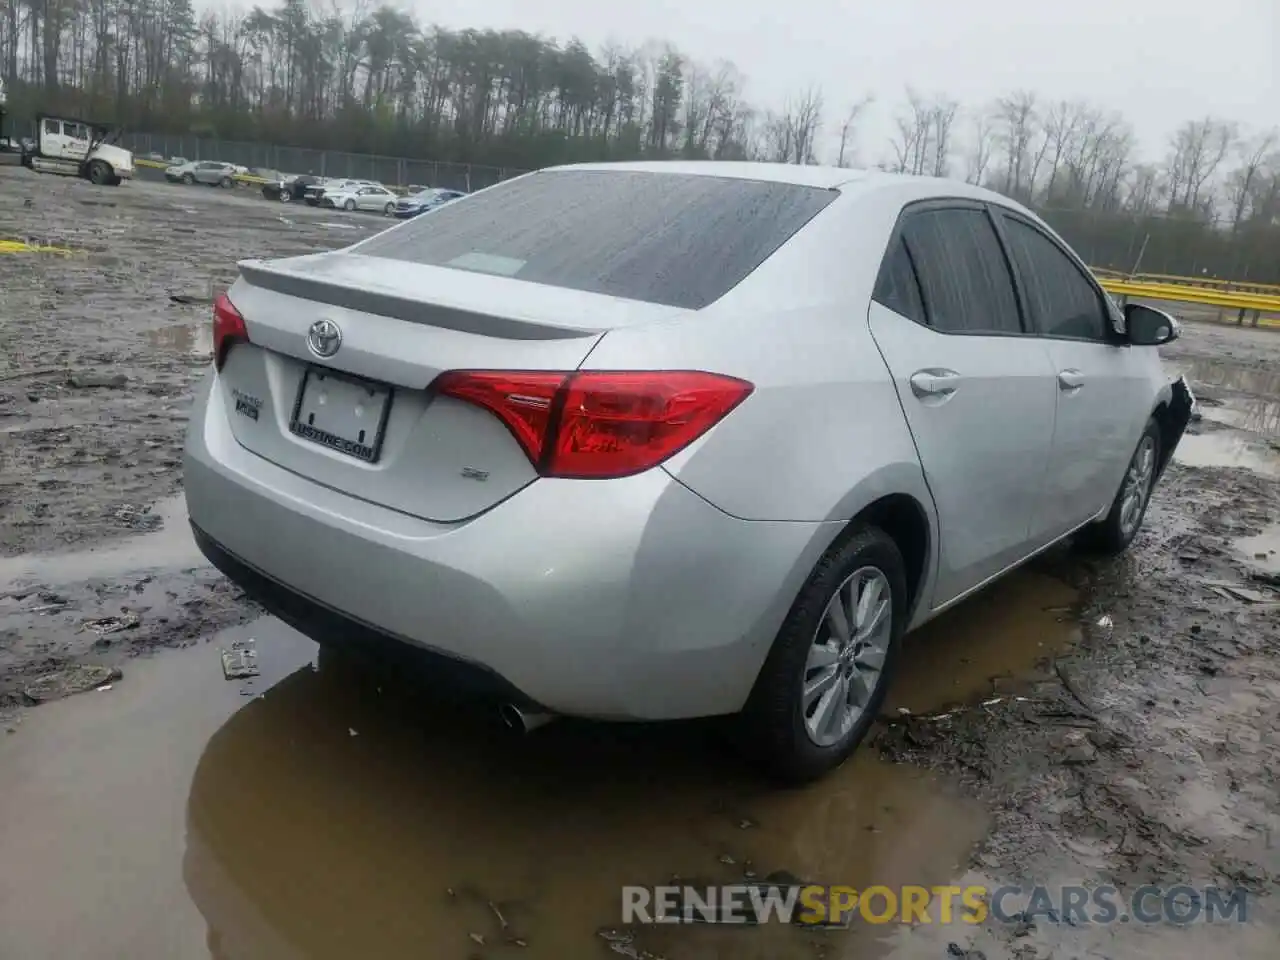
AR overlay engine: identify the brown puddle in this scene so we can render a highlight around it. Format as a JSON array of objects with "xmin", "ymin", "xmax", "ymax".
[
  {"xmin": 0, "ymin": 564, "xmax": 1090, "ymax": 959},
  {"xmin": 0, "ymin": 495, "xmax": 203, "ymax": 585},
  {"xmin": 887, "ymin": 570, "xmax": 1080, "ymax": 715},
  {"xmin": 146, "ymin": 322, "xmax": 214, "ymax": 357},
  {"xmin": 1173, "ymin": 431, "xmax": 1280, "ymax": 477},
  {"xmin": 1236, "ymin": 523, "xmax": 1280, "ymax": 574},
  {"xmin": 1173, "ymin": 356, "xmax": 1280, "ymax": 439}
]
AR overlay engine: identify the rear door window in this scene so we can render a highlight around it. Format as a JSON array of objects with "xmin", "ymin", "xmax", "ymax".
[
  {"xmin": 901, "ymin": 208, "xmax": 1023, "ymax": 335},
  {"xmin": 354, "ymin": 169, "xmax": 838, "ymax": 309},
  {"xmin": 999, "ymin": 215, "xmax": 1111, "ymax": 341},
  {"xmin": 873, "ymin": 237, "xmax": 927, "ymax": 325}
]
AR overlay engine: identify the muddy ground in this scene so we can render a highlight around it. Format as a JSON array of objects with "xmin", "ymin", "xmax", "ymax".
[{"xmin": 1, "ymin": 167, "xmax": 1279, "ymax": 959}]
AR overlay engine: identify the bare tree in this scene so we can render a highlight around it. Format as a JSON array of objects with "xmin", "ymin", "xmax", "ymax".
[
  {"xmin": 888, "ymin": 87, "xmax": 932, "ymax": 175},
  {"xmin": 1225, "ymin": 128, "xmax": 1278, "ymax": 230},
  {"xmin": 964, "ymin": 109, "xmax": 996, "ymax": 185},
  {"xmin": 992, "ymin": 90, "xmax": 1040, "ymax": 200},
  {"xmin": 835, "ymin": 93, "xmax": 872, "ymax": 167},
  {"xmin": 928, "ymin": 96, "xmax": 959, "ymax": 177},
  {"xmin": 787, "ymin": 84, "xmax": 824, "ymax": 165},
  {"xmin": 1166, "ymin": 117, "xmax": 1237, "ymax": 212}
]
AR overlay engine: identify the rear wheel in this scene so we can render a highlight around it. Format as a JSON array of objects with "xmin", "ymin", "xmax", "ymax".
[
  {"xmin": 1076, "ymin": 418, "xmax": 1161, "ymax": 555},
  {"xmin": 738, "ymin": 524, "xmax": 905, "ymax": 784},
  {"xmin": 343, "ymin": 198, "xmax": 356, "ymax": 212},
  {"xmin": 87, "ymin": 160, "xmax": 111, "ymax": 185}
]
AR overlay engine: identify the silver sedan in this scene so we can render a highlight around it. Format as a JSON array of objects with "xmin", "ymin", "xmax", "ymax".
[{"xmin": 185, "ymin": 162, "xmax": 1193, "ymax": 783}]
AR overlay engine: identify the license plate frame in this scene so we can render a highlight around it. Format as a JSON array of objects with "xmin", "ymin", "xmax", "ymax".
[{"xmin": 288, "ymin": 365, "xmax": 393, "ymax": 463}]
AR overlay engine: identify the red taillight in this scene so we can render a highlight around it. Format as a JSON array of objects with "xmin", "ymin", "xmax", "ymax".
[
  {"xmin": 434, "ymin": 370, "xmax": 753, "ymax": 479},
  {"xmin": 212, "ymin": 292, "xmax": 249, "ymax": 371}
]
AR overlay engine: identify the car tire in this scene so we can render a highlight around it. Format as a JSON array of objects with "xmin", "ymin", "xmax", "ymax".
[
  {"xmin": 1075, "ymin": 418, "xmax": 1161, "ymax": 556},
  {"xmin": 87, "ymin": 160, "xmax": 112, "ymax": 185},
  {"xmin": 219, "ymin": 176, "xmax": 233, "ymax": 189},
  {"xmin": 279, "ymin": 191, "xmax": 291, "ymax": 203},
  {"xmin": 384, "ymin": 201, "xmax": 395, "ymax": 215},
  {"xmin": 343, "ymin": 199, "xmax": 356, "ymax": 211},
  {"xmin": 738, "ymin": 524, "xmax": 906, "ymax": 784},
  {"xmin": 181, "ymin": 173, "xmax": 194, "ymax": 185}
]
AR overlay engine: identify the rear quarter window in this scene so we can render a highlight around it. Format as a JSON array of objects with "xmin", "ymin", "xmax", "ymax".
[{"xmin": 353, "ymin": 170, "xmax": 838, "ymax": 309}]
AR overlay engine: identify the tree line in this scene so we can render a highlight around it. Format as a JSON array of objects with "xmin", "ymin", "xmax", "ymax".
[{"xmin": 1, "ymin": 0, "xmax": 1276, "ymax": 280}]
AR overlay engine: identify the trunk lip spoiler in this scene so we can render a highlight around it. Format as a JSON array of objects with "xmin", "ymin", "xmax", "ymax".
[{"xmin": 237, "ymin": 258, "xmax": 607, "ymax": 342}]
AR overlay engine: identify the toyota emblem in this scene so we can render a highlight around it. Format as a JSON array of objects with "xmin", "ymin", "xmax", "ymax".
[{"xmin": 307, "ymin": 319, "xmax": 342, "ymax": 358}]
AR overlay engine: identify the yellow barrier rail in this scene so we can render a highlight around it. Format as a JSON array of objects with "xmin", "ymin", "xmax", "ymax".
[{"xmin": 1097, "ymin": 278, "xmax": 1280, "ymax": 329}]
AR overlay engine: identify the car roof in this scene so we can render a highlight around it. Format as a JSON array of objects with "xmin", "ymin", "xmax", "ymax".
[{"xmin": 541, "ymin": 160, "xmax": 1031, "ymax": 215}]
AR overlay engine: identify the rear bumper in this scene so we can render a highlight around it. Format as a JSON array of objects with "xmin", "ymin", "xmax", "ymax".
[
  {"xmin": 183, "ymin": 373, "xmax": 832, "ymax": 720},
  {"xmin": 191, "ymin": 521, "xmax": 540, "ymax": 707}
]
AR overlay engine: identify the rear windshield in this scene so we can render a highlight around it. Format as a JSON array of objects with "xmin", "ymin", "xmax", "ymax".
[{"xmin": 354, "ymin": 169, "xmax": 837, "ymax": 309}]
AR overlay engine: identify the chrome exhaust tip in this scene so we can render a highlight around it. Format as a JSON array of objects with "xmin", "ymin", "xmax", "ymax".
[{"xmin": 499, "ymin": 702, "xmax": 555, "ymax": 734}]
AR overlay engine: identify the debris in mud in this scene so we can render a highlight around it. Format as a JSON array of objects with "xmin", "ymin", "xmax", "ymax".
[
  {"xmin": 109, "ymin": 503, "xmax": 164, "ymax": 531},
  {"xmin": 1054, "ymin": 729, "xmax": 1097, "ymax": 764},
  {"xmin": 597, "ymin": 929, "xmax": 662, "ymax": 960},
  {"xmin": 66, "ymin": 371, "xmax": 127, "ymax": 389},
  {"xmin": 220, "ymin": 637, "xmax": 260, "ymax": 680},
  {"xmin": 1200, "ymin": 579, "xmax": 1273, "ymax": 603},
  {"xmin": 83, "ymin": 612, "xmax": 141, "ymax": 635},
  {"xmin": 168, "ymin": 293, "xmax": 213, "ymax": 305},
  {"xmin": 23, "ymin": 664, "xmax": 122, "ymax": 703}
]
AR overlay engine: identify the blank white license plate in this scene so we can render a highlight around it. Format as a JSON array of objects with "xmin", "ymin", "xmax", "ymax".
[{"xmin": 288, "ymin": 366, "xmax": 392, "ymax": 463}]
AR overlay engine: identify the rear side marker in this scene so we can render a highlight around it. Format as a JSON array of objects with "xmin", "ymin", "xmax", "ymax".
[{"xmin": 434, "ymin": 370, "xmax": 754, "ymax": 479}]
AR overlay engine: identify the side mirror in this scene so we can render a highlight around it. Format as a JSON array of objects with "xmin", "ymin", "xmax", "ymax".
[{"xmin": 1124, "ymin": 303, "xmax": 1180, "ymax": 346}]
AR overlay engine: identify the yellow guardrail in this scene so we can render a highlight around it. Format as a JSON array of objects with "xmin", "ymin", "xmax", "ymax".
[
  {"xmin": 1124, "ymin": 272, "xmax": 1280, "ymax": 295},
  {"xmin": 1097, "ymin": 278, "xmax": 1280, "ymax": 328}
]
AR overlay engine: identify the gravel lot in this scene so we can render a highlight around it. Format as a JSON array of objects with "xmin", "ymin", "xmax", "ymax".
[{"xmin": 1, "ymin": 168, "xmax": 1279, "ymax": 960}]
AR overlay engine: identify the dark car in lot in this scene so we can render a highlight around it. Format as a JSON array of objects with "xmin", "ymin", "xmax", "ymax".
[
  {"xmin": 262, "ymin": 174, "xmax": 321, "ymax": 203},
  {"xmin": 392, "ymin": 187, "xmax": 468, "ymax": 219}
]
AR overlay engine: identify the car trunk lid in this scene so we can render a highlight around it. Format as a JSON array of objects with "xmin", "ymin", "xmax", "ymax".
[{"xmin": 215, "ymin": 252, "xmax": 682, "ymax": 522}]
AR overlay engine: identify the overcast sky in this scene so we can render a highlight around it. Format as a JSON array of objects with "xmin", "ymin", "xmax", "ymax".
[{"xmin": 402, "ymin": 0, "xmax": 1277, "ymax": 165}]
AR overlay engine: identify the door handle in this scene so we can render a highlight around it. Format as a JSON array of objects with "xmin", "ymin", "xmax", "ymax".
[
  {"xmin": 909, "ymin": 369, "xmax": 961, "ymax": 399},
  {"xmin": 1058, "ymin": 369, "xmax": 1085, "ymax": 391}
]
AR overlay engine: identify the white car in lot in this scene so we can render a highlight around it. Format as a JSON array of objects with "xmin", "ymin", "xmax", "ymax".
[
  {"xmin": 185, "ymin": 161, "xmax": 1193, "ymax": 783},
  {"xmin": 319, "ymin": 183, "xmax": 398, "ymax": 214}
]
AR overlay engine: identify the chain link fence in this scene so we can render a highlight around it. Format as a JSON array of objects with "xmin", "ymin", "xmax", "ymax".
[{"xmin": 120, "ymin": 132, "xmax": 529, "ymax": 192}]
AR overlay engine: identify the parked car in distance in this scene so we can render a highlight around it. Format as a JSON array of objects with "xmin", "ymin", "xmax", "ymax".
[
  {"xmin": 321, "ymin": 183, "xmax": 399, "ymax": 214},
  {"xmin": 186, "ymin": 162, "xmax": 1193, "ymax": 784},
  {"xmin": 166, "ymin": 160, "xmax": 239, "ymax": 187},
  {"xmin": 262, "ymin": 174, "xmax": 321, "ymax": 203},
  {"xmin": 392, "ymin": 187, "xmax": 467, "ymax": 219},
  {"xmin": 302, "ymin": 178, "xmax": 379, "ymax": 206}
]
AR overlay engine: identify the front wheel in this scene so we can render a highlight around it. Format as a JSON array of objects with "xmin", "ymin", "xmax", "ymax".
[
  {"xmin": 87, "ymin": 160, "xmax": 112, "ymax": 185},
  {"xmin": 343, "ymin": 199, "xmax": 356, "ymax": 211},
  {"xmin": 219, "ymin": 176, "xmax": 233, "ymax": 189},
  {"xmin": 1076, "ymin": 419, "xmax": 1161, "ymax": 555},
  {"xmin": 738, "ymin": 524, "xmax": 906, "ymax": 784},
  {"xmin": 181, "ymin": 173, "xmax": 195, "ymax": 185},
  {"xmin": 384, "ymin": 201, "xmax": 395, "ymax": 215},
  {"xmin": 278, "ymin": 191, "xmax": 291, "ymax": 203}
]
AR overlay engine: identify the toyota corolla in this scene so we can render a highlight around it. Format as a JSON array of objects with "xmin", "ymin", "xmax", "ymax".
[{"xmin": 184, "ymin": 161, "xmax": 1193, "ymax": 783}]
